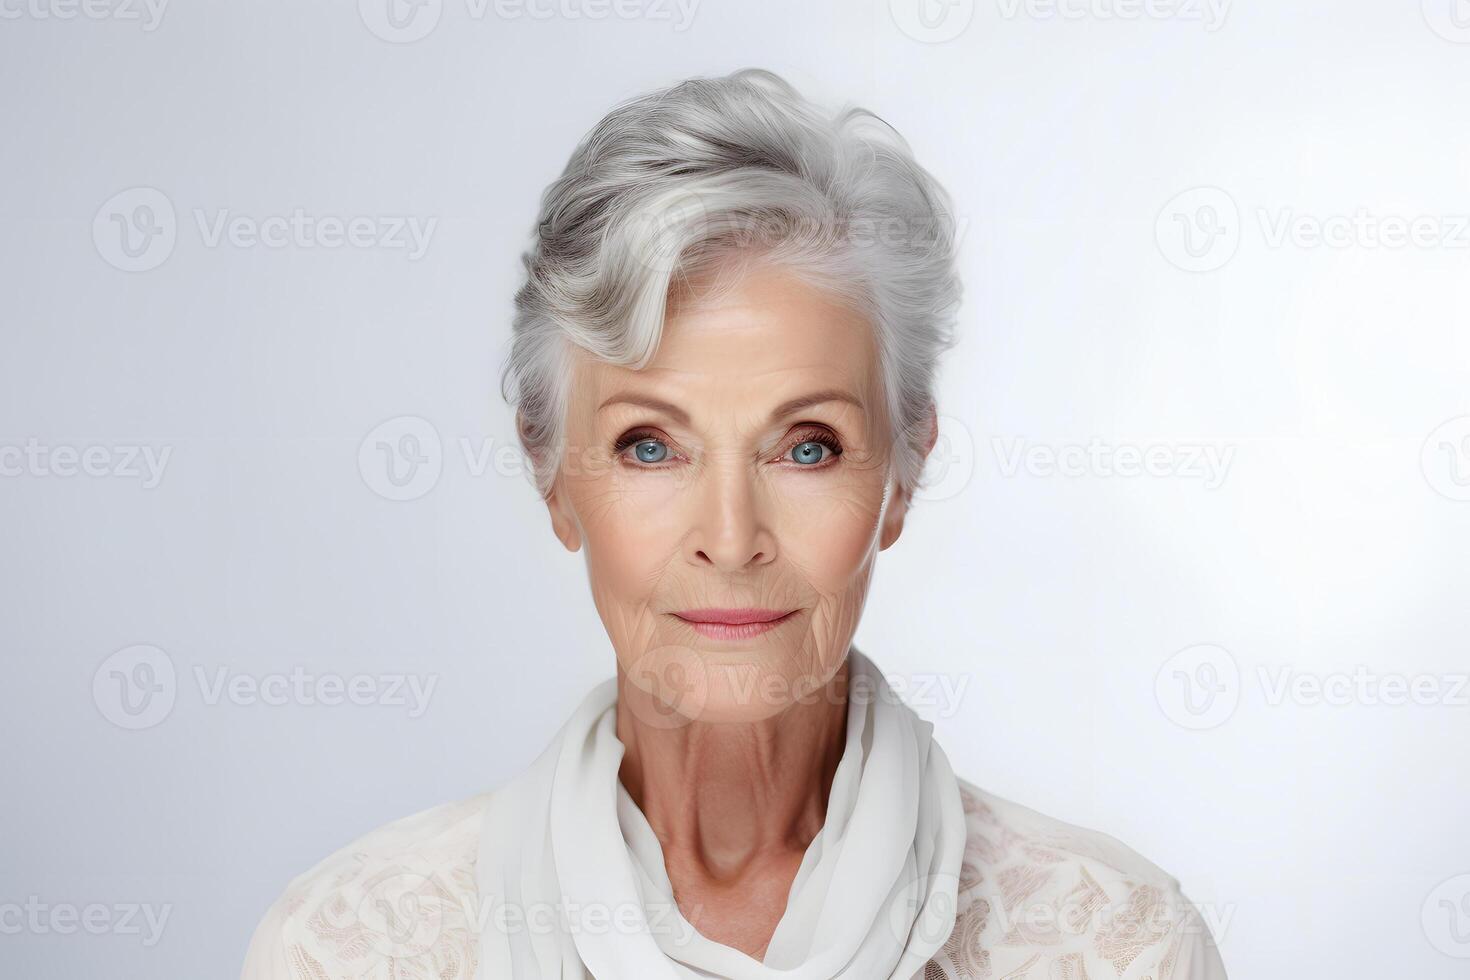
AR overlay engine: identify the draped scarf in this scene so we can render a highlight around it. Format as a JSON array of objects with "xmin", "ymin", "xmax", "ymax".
[{"xmin": 474, "ymin": 648, "xmax": 966, "ymax": 979}]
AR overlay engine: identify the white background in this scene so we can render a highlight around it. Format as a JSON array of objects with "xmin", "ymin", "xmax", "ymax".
[{"xmin": 2, "ymin": 0, "xmax": 1468, "ymax": 977}]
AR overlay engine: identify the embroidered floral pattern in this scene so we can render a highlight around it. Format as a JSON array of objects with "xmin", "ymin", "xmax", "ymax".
[
  {"xmin": 243, "ymin": 796, "xmax": 485, "ymax": 980},
  {"xmin": 920, "ymin": 782, "xmax": 1222, "ymax": 980}
]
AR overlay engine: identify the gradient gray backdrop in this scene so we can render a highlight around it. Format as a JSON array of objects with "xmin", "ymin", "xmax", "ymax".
[{"xmin": 2, "ymin": 0, "xmax": 1468, "ymax": 977}]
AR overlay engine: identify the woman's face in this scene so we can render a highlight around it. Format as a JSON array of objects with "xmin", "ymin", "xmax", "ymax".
[{"xmin": 542, "ymin": 261, "xmax": 929, "ymax": 725}]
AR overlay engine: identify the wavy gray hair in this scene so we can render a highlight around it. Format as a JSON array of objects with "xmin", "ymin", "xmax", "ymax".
[{"xmin": 499, "ymin": 67, "xmax": 962, "ymax": 501}]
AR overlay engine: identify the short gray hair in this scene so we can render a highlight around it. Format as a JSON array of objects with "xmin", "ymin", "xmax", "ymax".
[{"xmin": 499, "ymin": 67, "xmax": 962, "ymax": 500}]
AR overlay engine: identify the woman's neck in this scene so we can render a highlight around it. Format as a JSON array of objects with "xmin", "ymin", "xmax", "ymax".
[{"xmin": 615, "ymin": 657, "xmax": 851, "ymax": 880}]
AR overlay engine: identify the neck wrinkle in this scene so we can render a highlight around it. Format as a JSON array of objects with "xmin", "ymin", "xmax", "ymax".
[{"xmin": 615, "ymin": 658, "xmax": 851, "ymax": 880}]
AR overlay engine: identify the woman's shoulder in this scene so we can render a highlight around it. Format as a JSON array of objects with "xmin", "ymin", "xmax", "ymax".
[
  {"xmin": 240, "ymin": 792, "xmax": 492, "ymax": 980},
  {"xmin": 240, "ymin": 780, "xmax": 1225, "ymax": 979},
  {"xmin": 943, "ymin": 777, "xmax": 1227, "ymax": 979},
  {"xmin": 953, "ymin": 776, "xmax": 1186, "ymax": 890}
]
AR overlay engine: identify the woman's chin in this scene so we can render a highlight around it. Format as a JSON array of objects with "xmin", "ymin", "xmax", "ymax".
[
  {"xmin": 620, "ymin": 645, "xmax": 843, "ymax": 726},
  {"xmin": 693, "ymin": 681, "xmax": 807, "ymax": 724}
]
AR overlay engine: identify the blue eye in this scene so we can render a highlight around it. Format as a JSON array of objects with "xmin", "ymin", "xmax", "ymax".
[
  {"xmin": 632, "ymin": 439, "xmax": 668, "ymax": 464},
  {"xmin": 790, "ymin": 440, "xmax": 829, "ymax": 465},
  {"xmin": 786, "ymin": 430, "xmax": 843, "ymax": 467},
  {"xmin": 615, "ymin": 430, "xmax": 839, "ymax": 468}
]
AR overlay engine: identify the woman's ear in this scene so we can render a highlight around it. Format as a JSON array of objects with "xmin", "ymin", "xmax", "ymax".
[
  {"xmin": 878, "ymin": 488, "xmax": 908, "ymax": 551},
  {"xmin": 878, "ymin": 404, "xmax": 938, "ymax": 551},
  {"xmin": 545, "ymin": 483, "xmax": 583, "ymax": 553}
]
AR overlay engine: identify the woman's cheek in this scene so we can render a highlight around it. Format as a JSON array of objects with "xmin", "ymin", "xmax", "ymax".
[
  {"xmin": 772, "ymin": 473, "xmax": 888, "ymax": 587},
  {"xmin": 587, "ymin": 515, "xmax": 679, "ymax": 599},
  {"xmin": 568, "ymin": 481, "xmax": 668, "ymax": 610}
]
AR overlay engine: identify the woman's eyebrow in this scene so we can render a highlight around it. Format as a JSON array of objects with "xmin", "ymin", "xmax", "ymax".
[
  {"xmin": 768, "ymin": 389, "xmax": 866, "ymax": 423},
  {"xmin": 596, "ymin": 393, "xmax": 690, "ymax": 425},
  {"xmin": 597, "ymin": 389, "xmax": 865, "ymax": 426}
]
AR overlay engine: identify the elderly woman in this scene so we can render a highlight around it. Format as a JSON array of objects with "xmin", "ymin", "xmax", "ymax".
[{"xmin": 242, "ymin": 69, "xmax": 1227, "ymax": 980}]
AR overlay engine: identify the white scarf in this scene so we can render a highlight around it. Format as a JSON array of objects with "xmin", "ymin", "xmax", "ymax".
[{"xmin": 473, "ymin": 648, "xmax": 967, "ymax": 980}]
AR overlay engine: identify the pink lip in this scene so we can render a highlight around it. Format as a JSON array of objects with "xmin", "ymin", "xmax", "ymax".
[{"xmin": 671, "ymin": 607, "xmax": 798, "ymax": 640}]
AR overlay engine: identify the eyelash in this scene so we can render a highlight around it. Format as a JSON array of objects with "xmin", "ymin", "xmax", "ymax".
[{"xmin": 612, "ymin": 426, "xmax": 845, "ymax": 470}]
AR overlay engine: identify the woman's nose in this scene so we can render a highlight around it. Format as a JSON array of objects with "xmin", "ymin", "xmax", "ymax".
[{"xmin": 684, "ymin": 460, "xmax": 777, "ymax": 572}]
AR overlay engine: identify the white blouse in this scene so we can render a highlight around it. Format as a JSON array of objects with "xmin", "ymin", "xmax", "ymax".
[{"xmin": 240, "ymin": 777, "xmax": 1227, "ymax": 979}]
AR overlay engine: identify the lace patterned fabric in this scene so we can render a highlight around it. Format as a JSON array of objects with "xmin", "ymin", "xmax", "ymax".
[{"xmin": 241, "ymin": 779, "xmax": 1226, "ymax": 980}]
